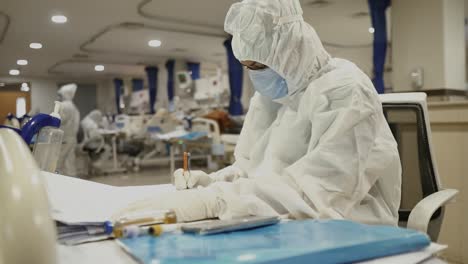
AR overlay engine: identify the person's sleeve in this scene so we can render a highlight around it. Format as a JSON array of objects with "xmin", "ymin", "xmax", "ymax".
[
  {"xmin": 229, "ymin": 93, "xmax": 280, "ymax": 177},
  {"xmin": 283, "ymin": 86, "xmax": 399, "ymax": 220}
]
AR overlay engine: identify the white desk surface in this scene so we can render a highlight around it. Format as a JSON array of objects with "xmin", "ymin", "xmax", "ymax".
[{"xmin": 47, "ymin": 174, "xmax": 446, "ymax": 264}]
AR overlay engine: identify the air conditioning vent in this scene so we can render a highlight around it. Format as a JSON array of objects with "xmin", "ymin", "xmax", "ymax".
[
  {"xmin": 120, "ymin": 22, "xmax": 145, "ymax": 30},
  {"xmin": 73, "ymin": 54, "xmax": 89, "ymax": 59},
  {"xmin": 305, "ymin": 0, "xmax": 332, "ymax": 8},
  {"xmin": 171, "ymin": 48, "xmax": 188, "ymax": 53},
  {"xmin": 351, "ymin": 11, "xmax": 370, "ymax": 19}
]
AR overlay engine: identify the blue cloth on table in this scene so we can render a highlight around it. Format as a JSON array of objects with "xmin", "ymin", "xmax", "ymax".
[{"xmin": 119, "ymin": 219, "xmax": 430, "ymax": 264}]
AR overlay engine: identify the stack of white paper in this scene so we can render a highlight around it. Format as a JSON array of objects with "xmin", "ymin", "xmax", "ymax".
[{"xmin": 42, "ymin": 172, "xmax": 176, "ymax": 244}]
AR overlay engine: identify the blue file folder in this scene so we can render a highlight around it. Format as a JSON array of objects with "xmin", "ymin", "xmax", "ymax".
[{"xmin": 119, "ymin": 220, "xmax": 430, "ymax": 264}]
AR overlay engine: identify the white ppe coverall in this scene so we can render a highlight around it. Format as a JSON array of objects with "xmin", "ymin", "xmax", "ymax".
[
  {"xmin": 118, "ymin": 0, "xmax": 401, "ymax": 226},
  {"xmin": 81, "ymin": 110, "xmax": 103, "ymax": 139},
  {"xmin": 57, "ymin": 83, "xmax": 80, "ymax": 177}
]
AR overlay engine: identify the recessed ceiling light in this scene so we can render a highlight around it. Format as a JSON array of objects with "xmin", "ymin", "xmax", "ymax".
[
  {"xmin": 369, "ymin": 27, "xmax": 375, "ymax": 34},
  {"xmin": 94, "ymin": 65, "xmax": 105, "ymax": 72},
  {"xmin": 148, "ymin": 40, "xmax": 162, "ymax": 48},
  {"xmin": 51, "ymin": 15, "xmax": 68, "ymax": 24},
  {"xmin": 17, "ymin": 59, "xmax": 28, "ymax": 66},
  {"xmin": 9, "ymin": 69, "xmax": 20, "ymax": 76},
  {"xmin": 29, "ymin": 42, "xmax": 43, "ymax": 49}
]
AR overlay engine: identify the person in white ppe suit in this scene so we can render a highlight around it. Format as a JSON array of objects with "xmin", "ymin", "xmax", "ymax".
[
  {"xmin": 81, "ymin": 110, "xmax": 103, "ymax": 140},
  {"xmin": 117, "ymin": 0, "xmax": 401, "ymax": 226},
  {"xmin": 57, "ymin": 83, "xmax": 80, "ymax": 176}
]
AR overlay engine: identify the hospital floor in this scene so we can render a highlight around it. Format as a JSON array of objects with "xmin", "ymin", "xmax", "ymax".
[{"xmin": 89, "ymin": 167, "xmax": 172, "ymax": 186}]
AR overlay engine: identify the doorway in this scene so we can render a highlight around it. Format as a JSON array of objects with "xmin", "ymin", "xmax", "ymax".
[{"xmin": 0, "ymin": 83, "xmax": 31, "ymax": 124}]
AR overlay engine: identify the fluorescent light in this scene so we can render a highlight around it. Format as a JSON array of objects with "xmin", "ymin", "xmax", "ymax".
[
  {"xmin": 94, "ymin": 65, "xmax": 105, "ymax": 72},
  {"xmin": 9, "ymin": 69, "xmax": 20, "ymax": 76},
  {"xmin": 148, "ymin": 40, "xmax": 162, "ymax": 47},
  {"xmin": 368, "ymin": 27, "xmax": 375, "ymax": 34},
  {"xmin": 51, "ymin": 15, "xmax": 68, "ymax": 24},
  {"xmin": 17, "ymin": 59, "xmax": 28, "ymax": 66},
  {"xmin": 29, "ymin": 42, "xmax": 43, "ymax": 49}
]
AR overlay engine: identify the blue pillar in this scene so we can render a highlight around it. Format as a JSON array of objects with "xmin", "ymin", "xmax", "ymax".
[
  {"xmin": 165, "ymin": 59, "xmax": 176, "ymax": 103},
  {"xmin": 368, "ymin": 0, "xmax": 390, "ymax": 94},
  {"xmin": 113, "ymin": 78, "xmax": 123, "ymax": 114},
  {"xmin": 145, "ymin": 66, "xmax": 159, "ymax": 114},
  {"xmin": 223, "ymin": 39, "xmax": 243, "ymax": 116},
  {"xmin": 187, "ymin": 62, "xmax": 201, "ymax": 80}
]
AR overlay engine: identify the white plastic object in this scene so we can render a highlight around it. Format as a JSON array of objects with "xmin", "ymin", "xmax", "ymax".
[
  {"xmin": 0, "ymin": 129, "xmax": 57, "ymax": 264},
  {"xmin": 407, "ymin": 189, "xmax": 458, "ymax": 235},
  {"xmin": 50, "ymin": 101, "xmax": 62, "ymax": 120},
  {"xmin": 410, "ymin": 67, "xmax": 424, "ymax": 90},
  {"xmin": 33, "ymin": 126, "xmax": 64, "ymax": 173}
]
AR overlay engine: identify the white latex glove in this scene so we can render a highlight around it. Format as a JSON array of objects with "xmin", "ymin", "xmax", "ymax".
[
  {"xmin": 174, "ymin": 166, "xmax": 247, "ymax": 190},
  {"xmin": 174, "ymin": 169, "xmax": 213, "ymax": 190},
  {"xmin": 113, "ymin": 188, "xmax": 221, "ymax": 223},
  {"xmin": 114, "ymin": 181, "xmax": 279, "ymax": 223}
]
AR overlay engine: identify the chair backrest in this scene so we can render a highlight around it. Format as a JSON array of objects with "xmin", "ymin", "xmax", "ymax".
[{"xmin": 380, "ymin": 93, "xmax": 444, "ymax": 237}]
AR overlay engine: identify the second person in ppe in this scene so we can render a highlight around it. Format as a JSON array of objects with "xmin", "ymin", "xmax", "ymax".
[
  {"xmin": 118, "ymin": 0, "xmax": 401, "ymax": 226},
  {"xmin": 57, "ymin": 83, "xmax": 80, "ymax": 177}
]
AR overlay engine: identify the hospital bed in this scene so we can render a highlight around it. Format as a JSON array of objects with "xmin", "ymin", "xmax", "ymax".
[{"xmin": 134, "ymin": 117, "xmax": 238, "ymax": 173}]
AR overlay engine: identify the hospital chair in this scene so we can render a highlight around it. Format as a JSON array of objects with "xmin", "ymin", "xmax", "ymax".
[{"xmin": 380, "ymin": 92, "xmax": 458, "ymax": 241}]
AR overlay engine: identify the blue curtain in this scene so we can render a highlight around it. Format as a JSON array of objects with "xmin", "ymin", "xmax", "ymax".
[
  {"xmin": 187, "ymin": 62, "xmax": 201, "ymax": 80},
  {"xmin": 145, "ymin": 66, "xmax": 159, "ymax": 114},
  {"xmin": 132, "ymin": 78, "xmax": 144, "ymax": 92},
  {"xmin": 368, "ymin": 0, "xmax": 391, "ymax": 94},
  {"xmin": 113, "ymin": 78, "xmax": 123, "ymax": 114},
  {"xmin": 223, "ymin": 39, "xmax": 243, "ymax": 116},
  {"xmin": 165, "ymin": 59, "xmax": 176, "ymax": 103}
]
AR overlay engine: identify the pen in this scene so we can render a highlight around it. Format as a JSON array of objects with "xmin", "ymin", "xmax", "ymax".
[{"xmin": 183, "ymin": 152, "xmax": 191, "ymax": 172}]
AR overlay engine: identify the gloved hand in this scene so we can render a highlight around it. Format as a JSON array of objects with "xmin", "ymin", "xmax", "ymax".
[
  {"xmin": 174, "ymin": 166, "xmax": 247, "ymax": 190},
  {"xmin": 113, "ymin": 181, "xmax": 279, "ymax": 223},
  {"xmin": 113, "ymin": 188, "xmax": 221, "ymax": 223},
  {"xmin": 174, "ymin": 169, "xmax": 213, "ymax": 190}
]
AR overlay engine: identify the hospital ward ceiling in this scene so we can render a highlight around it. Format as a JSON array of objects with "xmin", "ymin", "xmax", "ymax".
[{"xmin": 0, "ymin": 0, "xmax": 467, "ymax": 79}]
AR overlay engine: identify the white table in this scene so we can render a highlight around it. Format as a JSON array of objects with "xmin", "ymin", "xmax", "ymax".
[{"xmin": 44, "ymin": 173, "xmax": 447, "ymax": 264}]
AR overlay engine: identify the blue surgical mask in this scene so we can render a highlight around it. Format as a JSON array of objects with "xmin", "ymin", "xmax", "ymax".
[{"xmin": 249, "ymin": 68, "xmax": 289, "ymax": 100}]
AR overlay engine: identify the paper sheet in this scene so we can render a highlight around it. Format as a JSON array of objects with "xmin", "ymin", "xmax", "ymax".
[
  {"xmin": 358, "ymin": 243, "xmax": 447, "ymax": 264},
  {"xmin": 42, "ymin": 172, "xmax": 176, "ymax": 224}
]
